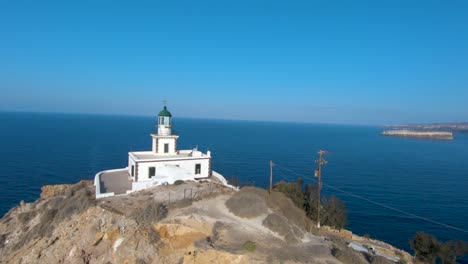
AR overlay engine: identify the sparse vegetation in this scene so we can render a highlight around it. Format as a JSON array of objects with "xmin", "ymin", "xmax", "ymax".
[
  {"xmin": 0, "ymin": 233, "xmax": 6, "ymax": 249},
  {"xmin": 242, "ymin": 241, "xmax": 256, "ymax": 252},
  {"xmin": 11, "ymin": 181, "xmax": 96, "ymax": 250},
  {"xmin": 131, "ymin": 202, "xmax": 168, "ymax": 226},
  {"xmin": 17, "ymin": 211, "xmax": 37, "ymax": 224},
  {"xmin": 148, "ymin": 227, "xmax": 160, "ymax": 244},
  {"xmin": 272, "ymin": 179, "xmax": 348, "ymax": 230},
  {"xmin": 174, "ymin": 180, "xmax": 184, "ymax": 185},
  {"xmin": 410, "ymin": 232, "xmax": 468, "ymax": 264},
  {"xmin": 321, "ymin": 195, "xmax": 348, "ymax": 229},
  {"xmin": 272, "ymin": 178, "xmax": 304, "ymax": 209},
  {"xmin": 410, "ymin": 232, "xmax": 439, "ymax": 264},
  {"xmin": 225, "ymin": 188, "xmax": 268, "ymax": 218},
  {"xmin": 267, "ymin": 190, "xmax": 313, "ymax": 233}
]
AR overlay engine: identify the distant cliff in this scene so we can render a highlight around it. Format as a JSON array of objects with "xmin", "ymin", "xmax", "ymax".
[
  {"xmin": 384, "ymin": 122, "xmax": 468, "ymax": 134},
  {"xmin": 382, "ymin": 130, "xmax": 454, "ymax": 140}
]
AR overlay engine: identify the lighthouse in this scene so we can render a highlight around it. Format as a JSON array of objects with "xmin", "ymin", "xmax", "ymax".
[
  {"xmin": 94, "ymin": 103, "xmax": 216, "ymax": 198},
  {"xmin": 152, "ymin": 105, "xmax": 179, "ymax": 155}
]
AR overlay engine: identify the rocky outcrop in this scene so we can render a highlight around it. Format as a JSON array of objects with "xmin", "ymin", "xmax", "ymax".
[{"xmin": 0, "ymin": 180, "xmax": 413, "ymax": 264}]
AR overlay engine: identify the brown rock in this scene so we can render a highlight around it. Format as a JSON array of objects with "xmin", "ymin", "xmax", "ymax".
[
  {"xmin": 339, "ymin": 229, "xmax": 353, "ymax": 240},
  {"xmin": 40, "ymin": 184, "xmax": 72, "ymax": 199}
]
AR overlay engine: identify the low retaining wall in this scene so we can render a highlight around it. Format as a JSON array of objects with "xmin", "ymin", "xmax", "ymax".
[{"xmin": 94, "ymin": 168, "xmax": 128, "ymax": 199}]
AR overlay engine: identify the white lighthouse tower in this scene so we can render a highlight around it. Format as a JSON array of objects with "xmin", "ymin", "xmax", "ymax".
[
  {"xmin": 152, "ymin": 105, "xmax": 179, "ymax": 155},
  {"xmin": 94, "ymin": 103, "xmax": 218, "ymax": 198}
]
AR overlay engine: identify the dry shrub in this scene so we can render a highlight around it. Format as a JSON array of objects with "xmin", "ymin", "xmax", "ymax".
[
  {"xmin": 17, "ymin": 210, "xmax": 37, "ymax": 224},
  {"xmin": 54, "ymin": 187, "xmax": 94, "ymax": 223},
  {"xmin": 148, "ymin": 227, "xmax": 161, "ymax": 244},
  {"xmin": 267, "ymin": 191, "xmax": 312, "ymax": 232},
  {"xmin": 225, "ymin": 188, "xmax": 268, "ymax": 218},
  {"xmin": 131, "ymin": 203, "xmax": 168, "ymax": 226},
  {"xmin": 174, "ymin": 180, "xmax": 184, "ymax": 185},
  {"xmin": 0, "ymin": 233, "xmax": 6, "ymax": 249},
  {"xmin": 136, "ymin": 259, "xmax": 147, "ymax": 264},
  {"xmin": 171, "ymin": 199, "xmax": 192, "ymax": 209},
  {"xmin": 34, "ymin": 208, "xmax": 58, "ymax": 239},
  {"xmin": 226, "ymin": 187, "xmax": 313, "ymax": 239}
]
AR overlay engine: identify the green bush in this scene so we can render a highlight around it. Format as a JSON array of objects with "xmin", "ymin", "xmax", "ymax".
[
  {"xmin": 321, "ymin": 196, "xmax": 348, "ymax": 229},
  {"xmin": 410, "ymin": 232, "xmax": 468, "ymax": 264},
  {"xmin": 438, "ymin": 240, "xmax": 468, "ymax": 264},
  {"xmin": 304, "ymin": 184, "xmax": 318, "ymax": 221},
  {"xmin": 242, "ymin": 241, "xmax": 256, "ymax": 252},
  {"xmin": 410, "ymin": 232, "xmax": 439, "ymax": 264},
  {"xmin": 272, "ymin": 179, "xmax": 304, "ymax": 209},
  {"xmin": 274, "ymin": 179, "xmax": 348, "ymax": 230}
]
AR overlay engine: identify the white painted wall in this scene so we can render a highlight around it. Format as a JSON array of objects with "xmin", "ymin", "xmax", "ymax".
[
  {"xmin": 128, "ymin": 157, "xmax": 136, "ymax": 180},
  {"xmin": 136, "ymin": 158, "xmax": 210, "ymax": 181},
  {"xmin": 152, "ymin": 136, "xmax": 178, "ymax": 154},
  {"xmin": 158, "ymin": 124, "xmax": 171, "ymax": 136}
]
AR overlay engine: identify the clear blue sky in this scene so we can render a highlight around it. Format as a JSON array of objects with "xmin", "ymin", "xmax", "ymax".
[{"xmin": 1, "ymin": 0, "xmax": 467, "ymax": 125}]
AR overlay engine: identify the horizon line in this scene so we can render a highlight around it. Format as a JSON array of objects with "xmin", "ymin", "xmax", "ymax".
[{"xmin": 0, "ymin": 109, "xmax": 379, "ymax": 127}]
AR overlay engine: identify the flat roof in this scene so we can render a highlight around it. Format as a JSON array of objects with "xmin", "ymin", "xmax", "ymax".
[
  {"xmin": 99, "ymin": 169, "xmax": 132, "ymax": 195},
  {"xmin": 129, "ymin": 150, "xmax": 210, "ymax": 161}
]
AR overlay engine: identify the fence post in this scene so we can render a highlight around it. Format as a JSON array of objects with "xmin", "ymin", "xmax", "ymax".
[{"xmin": 168, "ymin": 191, "xmax": 171, "ymax": 205}]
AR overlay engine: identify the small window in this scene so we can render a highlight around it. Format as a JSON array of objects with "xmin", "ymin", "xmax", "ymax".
[
  {"xmin": 131, "ymin": 165, "xmax": 135, "ymax": 176},
  {"xmin": 149, "ymin": 167, "xmax": 156, "ymax": 178},
  {"xmin": 195, "ymin": 164, "xmax": 201, "ymax": 175},
  {"xmin": 164, "ymin": 143, "xmax": 169, "ymax": 153}
]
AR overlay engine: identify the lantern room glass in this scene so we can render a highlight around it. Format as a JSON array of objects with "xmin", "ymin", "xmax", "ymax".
[{"xmin": 159, "ymin": 116, "xmax": 171, "ymax": 126}]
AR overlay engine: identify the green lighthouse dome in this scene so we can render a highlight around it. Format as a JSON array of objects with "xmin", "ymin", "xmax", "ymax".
[{"xmin": 158, "ymin": 106, "xmax": 172, "ymax": 117}]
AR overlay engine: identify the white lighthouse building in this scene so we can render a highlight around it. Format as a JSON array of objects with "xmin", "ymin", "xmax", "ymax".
[{"xmin": 94, "ymin": 105, "xmax": 213, "ymax": 198}]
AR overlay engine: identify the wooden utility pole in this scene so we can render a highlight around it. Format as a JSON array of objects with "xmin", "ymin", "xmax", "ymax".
[
  {"xmin": 269, "ymin": 160, "xmax": 273, "ymax": 194},
  {"xmin": 315, "ymin": 150, "xmax": 328, "ymax": 228}
]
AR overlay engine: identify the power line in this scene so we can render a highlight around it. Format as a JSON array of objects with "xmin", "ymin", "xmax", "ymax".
[{"xmin": 273, "ymin": 162, "xmax": 468, "ymax": 233}]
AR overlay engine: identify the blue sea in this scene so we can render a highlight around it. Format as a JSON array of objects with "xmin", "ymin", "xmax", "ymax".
[{"xmin": 1, "ymin": 112, "xmax": 467, "ymax": 257}]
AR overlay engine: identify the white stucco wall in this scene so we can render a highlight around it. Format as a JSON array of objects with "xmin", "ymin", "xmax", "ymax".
[
  {"xmin": 128, "ymin": 156, "xmax": 136, "ymax": 179},
  {"xmin": 152, "ymin": 136, "xmax": 178, "ymax": 154},
  {"xmin": 136, "ymin": 158, "xmax": 210, "ymax": 182},
  {"xmin": 157, "ymin": 125, "xmax": 171, "ymax": 136}
]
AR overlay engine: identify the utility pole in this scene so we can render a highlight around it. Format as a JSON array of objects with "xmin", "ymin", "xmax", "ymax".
[
  {"xmin": 315, "ymin": 150, "xmax": 328, "ymax": 228},
  {"xmin": 269, "ymin": 160, "xmax": 273, "ymax": 194}
]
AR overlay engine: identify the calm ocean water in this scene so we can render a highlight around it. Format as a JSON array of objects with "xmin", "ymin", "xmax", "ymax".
[{"xmin": 1, "ymin": 112, "xmax": 467, "ymax": 255}]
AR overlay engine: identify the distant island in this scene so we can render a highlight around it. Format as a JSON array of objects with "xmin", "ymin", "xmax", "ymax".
[
  {"xmin": 384, "ymin": 122, "xmax": 468, "ymax": 134},
  {"xmin": 382, "ymin": 130, "xmax": 454, "ymax": 140},
  {"xmin": 381, "ymin": 122, "xmax": 468, "ymax": 140}
]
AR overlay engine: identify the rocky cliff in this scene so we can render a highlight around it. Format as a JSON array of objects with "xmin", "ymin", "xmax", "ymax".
[{"xmin": 0, "ymin": 180, "xmax": 413, "ymax": 264}]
